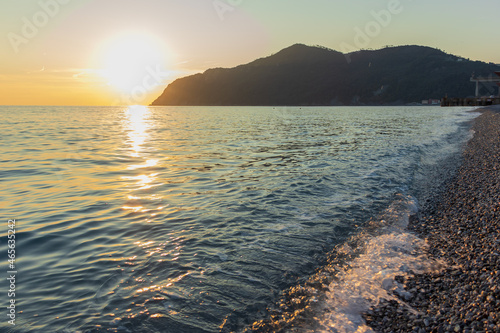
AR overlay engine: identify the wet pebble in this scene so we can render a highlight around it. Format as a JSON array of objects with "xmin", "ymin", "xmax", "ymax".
[{"xmin": 364, "ymin": 107, "xmax": 500, "ymax": 333}]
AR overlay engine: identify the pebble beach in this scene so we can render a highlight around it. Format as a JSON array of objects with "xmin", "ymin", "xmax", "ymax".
[{"xmin": 365, "ymin": 105, "xmax": 500, "ymax": 332}]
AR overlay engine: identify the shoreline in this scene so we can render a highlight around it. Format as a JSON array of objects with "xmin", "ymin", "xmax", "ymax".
[{"xmin": 365, "ymin": 105, "xmax": 500, "ymax": 332}]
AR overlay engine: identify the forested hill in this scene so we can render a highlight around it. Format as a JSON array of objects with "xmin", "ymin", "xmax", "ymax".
[{"xmin": 152, "ymin": 44, "xmax": 500, "ymax": 106}]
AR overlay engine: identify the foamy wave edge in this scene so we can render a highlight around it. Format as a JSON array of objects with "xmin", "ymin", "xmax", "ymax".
[
  {"xmin": 244, "ymin": 195, "xmax": 446, "ymax": 333},
  {"xmin": 303, "ymin": 195, "xmax": 445, "ymax": 333}
]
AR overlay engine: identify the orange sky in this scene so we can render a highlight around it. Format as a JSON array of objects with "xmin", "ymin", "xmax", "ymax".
[{"xmin": 2, "ymin": 0, "xmax": 500, "ymax": 106}]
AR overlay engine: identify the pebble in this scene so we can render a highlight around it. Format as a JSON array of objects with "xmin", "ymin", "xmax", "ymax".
[{"xmin": 363, "ymin": 106, "xmax": 500, "ymax": 332}]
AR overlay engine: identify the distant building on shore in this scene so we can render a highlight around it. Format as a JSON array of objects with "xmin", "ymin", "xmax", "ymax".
[
  {"xmin": 470, "ymin": 71, "xmax": 500, "ymax": 97},
  {"xmin": 441, "ymin": 71, "xmax": 500, "ymax": 106},
  {"xmin": 422, "ymin": 99, "xmax": 441, "ymax": 105}
]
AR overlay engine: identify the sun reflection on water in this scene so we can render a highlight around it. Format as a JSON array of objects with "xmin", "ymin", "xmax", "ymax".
[
  {"xmin": 120, "ymin": 105, "xmax": 191, "ymax": 317},
  {"xmin": 127, "ymin": 158, "xmax": 159, "ymax": 170},
  {"xmin": 121, "ymin": 105, "xmax": 163, "ymax": 211},
  {"xmin": 121, "ymin": 173, "xmax": 159, "ymax": 189},
  {"xmin": 125, "ymin": 105, "xmax": 150, "ymax": 157}
]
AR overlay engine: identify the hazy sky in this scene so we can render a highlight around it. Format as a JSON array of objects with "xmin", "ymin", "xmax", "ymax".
[{"xmin": 2, "ymin": 0, "xmax": 500, "ymax": 105}]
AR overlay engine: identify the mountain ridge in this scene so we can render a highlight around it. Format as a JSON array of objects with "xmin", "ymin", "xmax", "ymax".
[{"xmin": 152, "ymin": 44, "xmax": 500, "ymax": 106}]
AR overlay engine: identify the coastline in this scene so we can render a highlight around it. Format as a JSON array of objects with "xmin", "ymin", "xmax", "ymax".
[{"xmin": 365, "ymin": 105, "xmax": 500, "ymax": 332}]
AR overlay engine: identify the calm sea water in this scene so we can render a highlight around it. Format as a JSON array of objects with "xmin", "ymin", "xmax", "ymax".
[{"xmin": 1, "ymin": 105, "xmax": 477, "ymax": 333}]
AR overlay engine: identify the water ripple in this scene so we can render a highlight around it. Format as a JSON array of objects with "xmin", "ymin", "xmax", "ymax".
[{"xmin": 0, "ymin": 105, "xmax": 478, "ymax": 333}]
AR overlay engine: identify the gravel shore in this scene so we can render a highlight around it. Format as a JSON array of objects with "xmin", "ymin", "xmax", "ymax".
[{"xmin": 365, "ymin": 105, "xmax": 500, "ymax": 333}]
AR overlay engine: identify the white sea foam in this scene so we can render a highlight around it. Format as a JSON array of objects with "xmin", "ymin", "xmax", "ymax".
[
  {"xmin": 302, "ymin": 196, "xmax": 445, "ymax": 333},
  {"xmin": 1, "ymin": 106, "xmax": 475, "ymax": 332}
]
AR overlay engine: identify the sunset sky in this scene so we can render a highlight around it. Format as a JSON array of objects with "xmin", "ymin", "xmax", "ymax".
[{"xmin": 2, "ymin": 0, "xmax": 500, "ymax": 106}]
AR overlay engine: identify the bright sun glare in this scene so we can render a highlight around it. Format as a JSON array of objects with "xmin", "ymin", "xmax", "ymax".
[{"xmin": 99, "ymin": 32, "xmax": 168, "ymax": 93}]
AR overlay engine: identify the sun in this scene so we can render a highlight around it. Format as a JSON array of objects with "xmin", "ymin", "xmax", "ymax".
[{"xmin": 98, "ymin": 32, "xmax": 169, "ymax": 93}]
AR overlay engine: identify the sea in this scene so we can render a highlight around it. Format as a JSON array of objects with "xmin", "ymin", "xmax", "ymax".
[{"xmin": 1, "ymin": 105, "xmax": 478, "ymax": 333}]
